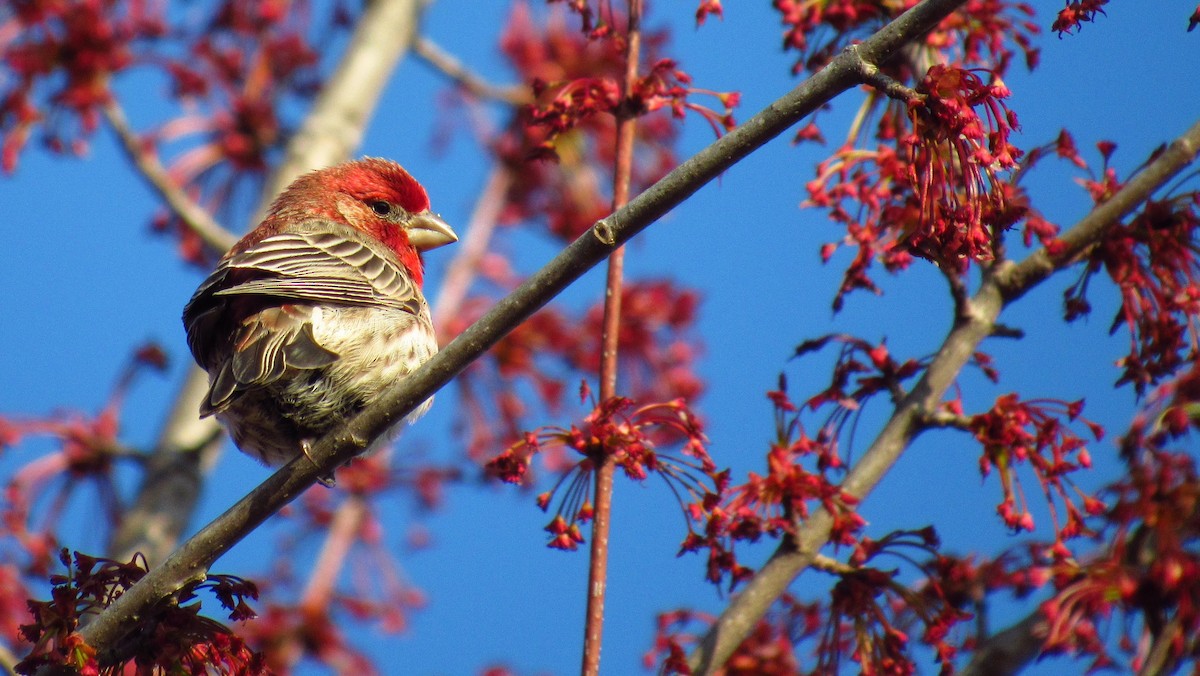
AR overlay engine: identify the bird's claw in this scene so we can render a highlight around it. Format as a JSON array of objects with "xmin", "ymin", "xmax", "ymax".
[{"xmin": 301, "ymin": 440, "xmax": 337, "ymax": 488}]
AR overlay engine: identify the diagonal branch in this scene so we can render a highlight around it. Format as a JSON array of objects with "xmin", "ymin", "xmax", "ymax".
[
  {"xmin": 959, "ymin": 609, "xmax": 1047, "ymax": 676},
  {"xmin": 103, "ymin": 101, "xmax": 238, "ymax": 254},
  {"xmin": 997, "ymin": 118, "xmax": 1200, "ymax": 301},
  {"xmin": 414, "ymin": 36, "xmax": 530, "ymax": 105}
]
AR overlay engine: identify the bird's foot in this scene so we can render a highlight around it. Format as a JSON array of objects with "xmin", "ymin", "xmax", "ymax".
[{"xmin": 301, "ymin": 439, "xmax": 337, "ymax": 488}]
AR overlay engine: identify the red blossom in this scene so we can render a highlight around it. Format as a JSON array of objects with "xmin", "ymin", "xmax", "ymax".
[
  {"xmin": 807, "ymin": 66, "xmax": 1022, "ymax": 308},
  {"xmin": 1, "ymin": 343, "xmax": 165, "ymax": 570},
  {"xmin": 774, "ymin": 0, "xmax": 1039, "ymax": 76},
  {"xmin": 486, "ymin": 392, "xmax": 721, "ymax": 552},
  {"xmin": 0, "ymin": 0, "xmax": 166, "ymax": 171},
  {"xmin": 240, "ymin": 602, "xmax": 375, "ymax": 674},
  {"xmin": 695, "ymin": 0, "xmax": 724, "ymax": 27},
  {"xmin": 449, "ymin": 281, "xmax": 703, "ymax": 464},
  {"xmin": 16, "ymin": 549, "xmax": 262, "ymax": 675},
  {"xmin": 970, "ymin": 394, "xmax": 1103, "ymax": 547},
  {"xmin": 902, "ymin": 65, "xmax": 1022, "ymax": 272},
  {"xmin": 645, "ymin": 598, "xmax": 819, "ymax": 675},
  {"xmin": 1062, "ymin": 183, "xmax": 1200, "ymax": 394},
  {"xmin": 1051, "ymin": 0, "xmax": 1108, "ymax": 36},
  {"xmin": 1025, "ymin": 364, "xmax": 1200, "ymax": 670},
  {"xmin": 492, "ymin": 2, "xmax": 737, "ymax": 240}
]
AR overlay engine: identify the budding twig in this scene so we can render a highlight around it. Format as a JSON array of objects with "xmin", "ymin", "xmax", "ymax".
[{"xmin": 581, "ymin": 1, "xmax": 644, "ymax": 672}]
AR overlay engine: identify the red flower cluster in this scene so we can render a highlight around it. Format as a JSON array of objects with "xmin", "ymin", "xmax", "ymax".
[
  {"xmin": 493, "ymin": 2, "xmax": 736, "ymax": 240},
  {"xmin": 239, "ymin": 602, "xmax": 376, "ymax": 674},
  {"xmin": 903, "ymin": 65, "xmax": 1022, "ymax": 272},
  {"xmin": 822, "ymin": 529, "xmax": 973, "ymax": 675},
  {"xmin": 1036, "ymin": 367, "xmax": 1200, "ymax": 670},
  {"xmin": 808, "ymin": 66, "xmax": 1021, "ymax": 308},
  {"xmin": 486, "ymin": 390, "xmax": 721, "ymax": 552},
  {"xmin": 774, "ymin": 0, "xmax": 1039, "ymax": 76},
  {"xmin": 651, "ymin": 531, "xmax": 977, "ymax": 674},
  {"xmin": 1051, "ymin": 0, "xmax": 1108, "ymax": 36},
  {"xmin": 449, "ymin": 281, "xmax": 703, "ymax": 462},
  {"xmin": 970, "ymin": 394, "xmax": 1104, "ymax": 548},
  {"xmin": 17, "ymin": 549, "xmax": 262, "ymax": 675},
  {"xmin": 645, "ymin": 597, "xmax": 819, "ymax": 675},
  {"xmin": 1060, "ymin": 157, "xmax": 1200, "ymax": 393},
  {"xmin": 0, "ymin": 0, "xmax": 166, "ymax": 171}
]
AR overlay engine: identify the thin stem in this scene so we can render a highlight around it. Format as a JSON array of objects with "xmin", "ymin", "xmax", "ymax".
[
  {"xmin": 431, "ymin": 164, "xmax": 513, "ymax": 329},
  {"xmin": 299, "ymin": 496, "xmax": 368, "ymax": 612},
  {"xmin": 414, "ymin": 36, "xmax": 530, "ymax": 105},
  {"xmin": 581, "ymin": 3, "xmax": 643, "ymax": 674},
  {"xmin": 103, "ymin": 102, "xmax": 238, "ymax": 255}
]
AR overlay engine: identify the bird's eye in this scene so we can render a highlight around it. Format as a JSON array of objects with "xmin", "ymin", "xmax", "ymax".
[{"xmin": 369, "ymin": 201, "xmax": 391, "ymax": 216}]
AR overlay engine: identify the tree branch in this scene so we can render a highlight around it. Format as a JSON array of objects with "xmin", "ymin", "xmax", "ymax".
[
  {"xmin": 997, "ymin": 118, "xmax": 1200, "ymax": 302},
  {"xmin": 959, "ymin": 610, "xmax": 1047, "ymax": 676},
  {"xmin": 414, "ymin": 36, "xmax": 530, "ymax": 105},
  {"xmin": 103, "ymin": 102, "xmax": 238, "ymax": 254}
]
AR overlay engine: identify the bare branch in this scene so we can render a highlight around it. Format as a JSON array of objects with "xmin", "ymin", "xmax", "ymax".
[
  {"xmin": 414, "ymin": 36, "xmax": 530, "ymax": 105},
  {"xmin": 810, "ymin": 554, "xmax": 856, "ymax": 576},
  {"xmin": 103, "ymin": 102, "xmax": 238, "ymax": 254},
  {"xmin": 959, "ymin": 610, "xmax": 1047, "ymax": 676},
  {"xmin": 857, "ymin": 61, "xmax": 921, "ymax": 103}
]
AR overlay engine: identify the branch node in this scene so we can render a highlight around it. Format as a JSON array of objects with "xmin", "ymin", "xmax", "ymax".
[
  {"xmin": 592, "ymin": 220, "xmax": 617, "ymax": 246},
  {"xmin": 991, "ymin": 323, "xmax": 1025, "ymax": 339}
]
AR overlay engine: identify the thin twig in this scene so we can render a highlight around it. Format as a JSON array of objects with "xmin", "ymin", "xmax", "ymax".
[
  {"xmin": 103, "ymin": 102, "xmax": 238, "ymax": 254},
  {"xmin": 581, "ymin": 2, "xmax": 643, "ymax": 671},
  {"xmin": 431, "ymin": 164, "xmax": 513, "ymax": 329},
  {"xmin": 856, "ymin": 60, "xmax": 922, "ymax": 103},
  {"xmin": 810, "ymin": 553, "xmax": 856, "ymax": 576},
  {"xmin": 414, "ymin": 36, "xmax": 530, "ymax": 105},
  {"xmin": 300, "ymin": 497, "xmax": 368, "ymax": 612},
  {"xmin": 958, "ymin": 609, "xmax": 1047, "ymax": 676}
]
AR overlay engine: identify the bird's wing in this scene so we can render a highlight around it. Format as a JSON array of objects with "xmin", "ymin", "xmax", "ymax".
[
  {"xmin": 181, "ymin": 220, "xmax": 424, "ymax": 415},
  {"xmin": 196, "ymin": 223, "xmax": 421, "ymax": 312}
]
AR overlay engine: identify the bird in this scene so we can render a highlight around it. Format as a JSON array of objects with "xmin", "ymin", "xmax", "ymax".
[{"xmin": 182, "ymin": 158, "xmax": 457, "ymax": 480}]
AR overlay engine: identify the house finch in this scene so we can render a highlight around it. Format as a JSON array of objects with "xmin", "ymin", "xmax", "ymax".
[{"xmin": 183, "ymin": 158, "xmax": 457, "ymax": 476}]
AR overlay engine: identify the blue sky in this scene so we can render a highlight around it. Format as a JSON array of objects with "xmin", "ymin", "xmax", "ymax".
[{"xmin": 2, "ymin": 1, "xmax": 1198, "ymax": 673}]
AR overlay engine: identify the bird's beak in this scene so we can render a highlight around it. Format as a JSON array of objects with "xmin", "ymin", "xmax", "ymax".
[{"xmin": 406, "ymin": 211, "xmax": 458, "ymax": 251}]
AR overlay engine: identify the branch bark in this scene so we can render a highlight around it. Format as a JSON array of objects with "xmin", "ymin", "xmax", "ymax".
[{"xmin": 959, "ymin": 610, "xmax": 1047, "ymax": 676}]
